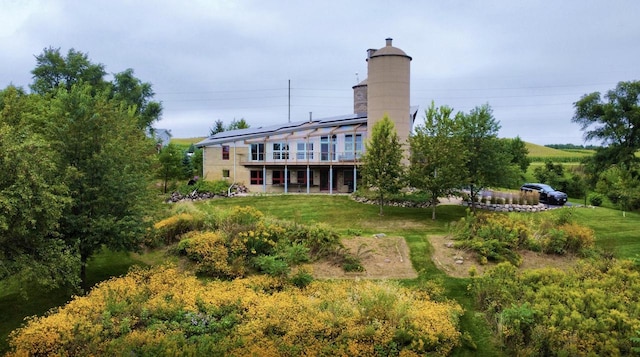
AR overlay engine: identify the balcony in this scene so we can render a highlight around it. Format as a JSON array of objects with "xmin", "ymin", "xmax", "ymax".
[{"xmin": 241, "ymin": 151, "xmax": 362, "ymax": 166}]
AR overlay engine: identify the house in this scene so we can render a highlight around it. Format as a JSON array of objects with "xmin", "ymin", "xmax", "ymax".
[
  {"xmin": 149, "ymin": 128, "xmax": 172, "ymax": 149},
  {"xmin": 196, "ymin": 38, "xmax": 417, "ymax": 194}
]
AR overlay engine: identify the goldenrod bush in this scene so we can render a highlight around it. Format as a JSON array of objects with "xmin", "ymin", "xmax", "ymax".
[
  {"xmin": 148, "ymin": 212, "xmax": 205, "ymax": 245},
  {"xmin": 8, "ymin": 266, "xmax": 463, "ymax": 356},
  {"xmin": 452, "ymin": 210, "xmax": 597, "ymax": 264},
  {"xmin": 472, "ymin": 260, "xmax": 640, "ymax": 356}
]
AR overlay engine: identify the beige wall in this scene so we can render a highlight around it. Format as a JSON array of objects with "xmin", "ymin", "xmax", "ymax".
[
  {"xmin": 202, "ymin": 144, "xmax": 251, "ymax": 184},
  {"xmin": 367, "ymin": 54, "xmax": 411, "ymax": 148}
]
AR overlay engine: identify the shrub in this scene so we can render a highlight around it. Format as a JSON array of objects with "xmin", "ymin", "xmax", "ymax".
[
  {"xmin": 252, "ymin": 255, "xmax": 290, "ymax": 277},
  {"xmin": 150, "ymin": 212, "xmax": 205, "ymax": 245},
  {"xmin": 588, "ymin": 192, "xmax": 604, "ymax": 206},
  {"xmin": 178, "ymin": 231, "xmax": 232, "ymax": 277},
  {"xmin": 471, "ymin": 260, "xmax": 640, "ymax": 356},
  {"xmin": 289, "ymin": 268, "xmax": 313, "ymax": 288},
  {"xmin": 278, "ymin": 243, "xmax": 310, "ymax": 265},
  {"xmin": 279, "ymin": 221, "xmax": 341, "ymax": 258}
]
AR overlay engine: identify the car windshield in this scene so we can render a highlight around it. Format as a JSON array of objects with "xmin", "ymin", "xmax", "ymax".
[{"xmin": 537, "ymin": 184, "xmax": 554, "ymax": 191}]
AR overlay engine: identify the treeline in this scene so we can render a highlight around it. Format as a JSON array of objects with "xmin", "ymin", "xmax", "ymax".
[{"xmin": 545, "ymin": 143, "xmax": 600, "ymax": 150}]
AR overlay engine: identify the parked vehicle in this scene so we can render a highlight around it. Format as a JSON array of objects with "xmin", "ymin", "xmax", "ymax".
[{"xmin": 520, "ymin": 183, "xmax": 568, "ymax": 205}]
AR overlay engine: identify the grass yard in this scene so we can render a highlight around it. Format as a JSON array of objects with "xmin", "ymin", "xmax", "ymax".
[{"xmin": 2, "ymin": 194, "xmax": 638, "ymax": 356}]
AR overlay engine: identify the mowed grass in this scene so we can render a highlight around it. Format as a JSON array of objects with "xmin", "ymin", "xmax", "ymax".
[{"xmin": 525, "ymin": 142, "xmax": 593, "ymax": 160}]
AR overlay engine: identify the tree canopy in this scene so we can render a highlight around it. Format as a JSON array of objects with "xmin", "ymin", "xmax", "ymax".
[
  {"xmin": 361, "ymin": 116, "xmax": 404, "ymax": 215},
  {"xmin": 459, "ymin": 104, "xmax": 522, "ymax": 209},
  {"xmin": 573, "ymin": 80, "xmax": 640, "ymax": 170},
  {"xmin": 409, "ymin": 102, "xmax": 467, "ymax": 219},
  {"xmin": 1, "ymin": 48, "xmax": 161, "ymax": 290}
]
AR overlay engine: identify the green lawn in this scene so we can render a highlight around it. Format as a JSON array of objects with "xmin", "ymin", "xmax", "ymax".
[{"xmin": 2, "ymin": 195, "xmax": 638, "ymax": 355}]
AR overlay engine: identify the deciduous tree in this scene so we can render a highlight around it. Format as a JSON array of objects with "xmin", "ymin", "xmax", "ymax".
[
  {"xmin": 573, "ymin": 80, "xmax": 640, "ymax": 171},
  {"xmin": 409, "ymin": 102, "xmax": 466, "ymax": 219},
  {"xmin": 361, "ymin": 116, "xmax": 404, "ymax": 215},
  {"xmin": 0, "ymin": 87, "xmax": 79, "ymax": 292},
  {"xmin": 459, "ymin": 104, "xmax": 520, "ymax": 210}
]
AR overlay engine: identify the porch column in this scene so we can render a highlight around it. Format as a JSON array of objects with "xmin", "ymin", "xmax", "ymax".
[
  {"xmin": 353, "ymin": 165, "xmax": 357, "ymax": 192},
  {"xmin": 262, "ymin": 166, "xmax": 266, "ymax": 193},
  {"xmin": 284, "ymin": 165, "xmax": 288, "ymax": 193},
  {"xmin": 329, "ymin": 166, "xmax": 333, "ymax": 195},
  {"xmin": 306, "ymin": 165, "xmax": 310, "ymax": 194}
]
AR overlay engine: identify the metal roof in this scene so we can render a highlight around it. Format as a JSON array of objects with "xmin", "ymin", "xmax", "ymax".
[
  {"xmin": 195, "ymin": 107, "xmax": 419, "ymax": 147},
  {"xmin": 195, "ymin": 112, "xmax": 367, "ymax": 147}
]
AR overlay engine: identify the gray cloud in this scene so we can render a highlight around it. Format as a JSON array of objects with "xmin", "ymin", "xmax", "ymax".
[{"xmin": 2, "ymin": 0, "xmax": 638, "ymax": 144}]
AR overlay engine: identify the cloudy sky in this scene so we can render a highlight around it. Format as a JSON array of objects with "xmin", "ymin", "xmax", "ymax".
[{"xmin": 2, "ymin": 0, "xmax": 638, "ymax": 145}]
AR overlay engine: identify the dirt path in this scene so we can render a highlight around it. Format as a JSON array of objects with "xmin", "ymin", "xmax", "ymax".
[{"xmin": 312, "ymin": 236, "xmax": 418, "ymax": 279}]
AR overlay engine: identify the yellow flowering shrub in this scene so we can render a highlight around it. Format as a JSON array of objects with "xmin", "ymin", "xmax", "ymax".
[
  {"xmin": 8, "ymin": 266, "xmax": 463, "ymax": 356},
  {"xmin": 149, "ymin": 212, "xmax": 205, "ymax": 245},
  {"xmin": 472, "ymin": 259, "xmax": 640, "ymax": 356},
  {"xmin": 178, "ymin": 231, "xmax": 233, "ymax": 277}
]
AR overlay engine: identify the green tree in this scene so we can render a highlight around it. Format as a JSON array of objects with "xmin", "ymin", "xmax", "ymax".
[
  {"xmin": 30, "ymin": 47, "xmax": 107, "ymax": 95},
  {"xmin": 595, "ymin": 163, "xmax": 640, "ymax": 212},
  {"xmin": 504, "ymin": 136, "xmax": 530, "ymax": 173},
  {"xmin": 459, "ymin": 104, "xmax": 519, "ymax": 211},
  {"xmin": 573, "ymin": 80, "xmax": 640, "ymax": 172},
  {"xmin": 31, "ymin": 48, "xmax": 161, "ymax": 130},
  {"xmin": 409, "ymin": 102, "xmax": 466, "ymax": 219},
  {"xmin": 40, "ymin": 83, "xmax": 157, "ymax": 284},
  {"xmin": 228, "ymin": 118, "xmax": 250, "ymax": 130},
  {"xmin": 361, "ymin": 116, "xmax": 404, "ymax": 215},
  {"xmin": 0, "ymin": 87, "xmax": 79, "ymax": 292},
  {"xmin": 111, "ymin": 68, "xmax": 163, "ymax": 129},
  {"xmin": 157, "ymin": 143, "xmax": 185, "ymax": 193},
  {"xmin": 209, "ymin": 119, "xmax": 225, "ymax": 136}
]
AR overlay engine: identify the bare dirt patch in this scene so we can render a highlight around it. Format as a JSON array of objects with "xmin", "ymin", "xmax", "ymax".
[
  {"xmin": 429, "ymin": 234, "xmax": 580, "ymax": 278},
  {"xmin": 312, "ymin": 236, "xmax": 418, "ymax": 279}
]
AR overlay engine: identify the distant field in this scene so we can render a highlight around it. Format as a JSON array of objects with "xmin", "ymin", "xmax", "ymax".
[
  {"xmin": 171, "ymin": 137, "xmax": 206, "ymax": 145},
  {"xmin": 525, "ymin": 142, "xmax": 593, "ymax": 162}
]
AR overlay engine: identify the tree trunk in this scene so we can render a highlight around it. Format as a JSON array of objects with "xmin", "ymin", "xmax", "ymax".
[{"xmin": 431, "ymin": 193, "xmax": 437, "ymax": 220}]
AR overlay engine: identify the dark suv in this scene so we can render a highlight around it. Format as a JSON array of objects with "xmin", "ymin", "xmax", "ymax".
[{"xmin": 520, "ymin": 183, "xmax": 568, "ymax": 205}]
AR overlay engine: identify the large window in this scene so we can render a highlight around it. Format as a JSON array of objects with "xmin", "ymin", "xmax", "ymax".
[
  {"xmin": 297, "ymin": 170, "xmax": 313, "ymax": 185},
  {"xmin": 222, "ymin": 145, "xmax": 230, "ymax": 160},
  {"xmin": 273, "ymin": 143, "xmax": 289, "ymax": 160},
  {"xmin": 250, "ymin": 143, "xmax": 264, "ymax": 161},
  {"xmin": 321, "ymin": 135, "xmax": 336, "ymax": 161},
  {"xmin": 272, "ymin": 170, "xmax": 288, "ymax": 185},
  {"xmin": 250, "ymin": 170, "xmax": 263, "ymax": 185},
  {"xmin": 344, "ymin": 134, "xmax": 363, "ymax": 160},
  {"xmin": 296, "ymin": 142, "xmax": 314, "ymax": 160}
]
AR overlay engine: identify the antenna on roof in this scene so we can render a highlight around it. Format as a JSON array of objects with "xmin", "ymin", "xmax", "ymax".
[
  {"xmin": 355, "ymin": 72, "xmax": 359, "ymax": 83},
  {"xmin": 288, "ymin": 79, "xmax": 291, "ymax": 123}
]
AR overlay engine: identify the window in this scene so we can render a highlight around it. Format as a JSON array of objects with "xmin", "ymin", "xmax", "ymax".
[
  {"xmin": 250, "ymin": 170, "xmax": 263, "ymax": 185},
  {"xmin": 321, "ymin": 135, "xmax": 336, "ymax": 161},
  {"xmin": 272, "ymin": 170, "xmax": 288, "ymax": 185},
  {"xmin": 273, "ymin": 143, "xmax": 289, "ymax": 160},
  {"xmin": 344, "ymin": 134, "xmax": 363, "ymax": 160},
  {"xmin": 296, "ymin": 142, "xmax": 314, "ymax": 160},
  {"xmin": 297, "ymin": 170, "xmax": 313, "ymax": 185},
  {"xmin": 250, "ymin": 143, "xmax": 264, "ymax": 161},
  {"xmin": 222, "ymin": 145, "xmax": 230, "ymax": 160},
  {"xmin": 222, "ymin": 169, "xmax": 230, "ymax": 178}
]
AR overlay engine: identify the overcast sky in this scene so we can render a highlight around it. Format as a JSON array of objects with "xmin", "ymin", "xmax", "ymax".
[{"xmin": 2, "ymin": 0, "xmax": 638, "ymax": 145}]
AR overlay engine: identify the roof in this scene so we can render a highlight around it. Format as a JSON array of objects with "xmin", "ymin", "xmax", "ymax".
[
  {"xmin": 196, "ymin": 113, "xmax": 367, "ymax": 147},
  {"xmin": 196, "ymin": 107, "xmax": 419, "ymax": 147},
  {"xmin": 370, "ymin": 38, "xmax": 412, "ymax": 60}
]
